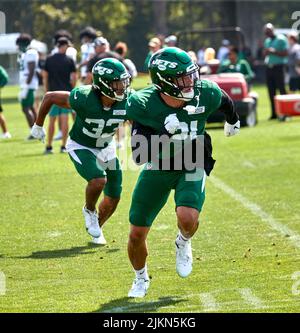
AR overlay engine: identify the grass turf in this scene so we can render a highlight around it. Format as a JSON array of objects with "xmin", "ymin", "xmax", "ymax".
[{"xmin": 0, "ymin": 78, "xmax": 300, "ymax": 312}]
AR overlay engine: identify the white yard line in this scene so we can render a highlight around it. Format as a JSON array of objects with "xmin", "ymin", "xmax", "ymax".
[
  {"xmin": 238, "ymin": 288, "xmax": 265, "ymax": 309},
  {"xmin": 210, "ymin": 176, "xmax": 300, "ymax": 249}
]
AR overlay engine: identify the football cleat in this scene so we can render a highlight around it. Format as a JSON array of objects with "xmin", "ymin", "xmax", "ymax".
[
  {"xmin": 82, "ymin": 206, "xmax": 101, "ymax": 238},
  {"xmin": 92, "ymin": 231, "xmax": 107, "ymax": 245},
  {"xmin": 1, "ymin": 132, "xmax": 12, "ymax": 139},
  {"xmin": 175, "ymin": 238, "xmax": 193, "ymax": 278},
  {"xmin": 128, "ymin": 278, "xmax": 150, "ymax": 298}
]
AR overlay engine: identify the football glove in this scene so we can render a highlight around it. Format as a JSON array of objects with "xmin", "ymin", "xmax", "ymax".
[
  {"xmin": 164, "ymin": 113, "xmax": 180, "ymax": 135},
  {"xmin": 224, "ymin": 120, "xmax": 240, "ymax": 137},
  {"xmin": 31, "ymin": 123, "xmax": 46, "ymax": 143}
]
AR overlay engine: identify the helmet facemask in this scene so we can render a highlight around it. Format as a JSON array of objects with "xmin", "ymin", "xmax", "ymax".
[
  {"xmin": 92, "ymin": 58, "xmax": 131, "ymax": 102},
  {"xmin": 98, "ymin": 75, "xmax": 131, "ymax": 101}
]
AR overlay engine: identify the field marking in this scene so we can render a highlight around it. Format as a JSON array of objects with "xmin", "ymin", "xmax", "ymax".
[
  {"xmin": 210, "ymin": 176, "xmax": 300, "ymax": 249},
  {"xmin": 199, "ymin": 292, "xmax": 219, "ymax": 312},
  {"xmin": 238, "ymin": 288, "xmax": 265, "ymax": 309}
]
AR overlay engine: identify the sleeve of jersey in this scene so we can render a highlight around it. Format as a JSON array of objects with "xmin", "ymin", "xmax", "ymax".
[
  {"xmin": 26, "ymin": 50, "xmax": 38, "ymax": 63},
  {"xmin": 69, "ymin": 88, "xmax": 86, "ymax": 116},
  {"xmin": 209, "ymin": 82, "xmax": 222, "ymax": 115}
]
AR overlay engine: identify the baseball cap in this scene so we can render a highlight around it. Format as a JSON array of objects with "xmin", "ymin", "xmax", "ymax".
[
  {"xmin": 148, "ymin": 37, "xmax": 161, "ymax": 47},
  {"xmin": 165, "ymin": 35, "xmax": 177, "ymax": 44},
  {"xmin": 57, "ymin": 37, "xmax": 70, "ymax": 47},
  {"xmin": 94, "ymin": 37, "xmax": 109, "ymax": 47}
]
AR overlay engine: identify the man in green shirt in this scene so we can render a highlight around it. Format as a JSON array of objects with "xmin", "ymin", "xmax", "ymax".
[
  {"xmin": 126, "ymin": 47, "xmax": 240, "ymax": 298},
  {"xmin": 31, "ymin": 58, "xmax": 131, "ymax": 245},
  {"xmin": 217, "ymin": 46, "xmax": 254, "ymax": 84},
  {"xmin": 263, "ymin": 23, "xmax": 288, "ymax": 120}
]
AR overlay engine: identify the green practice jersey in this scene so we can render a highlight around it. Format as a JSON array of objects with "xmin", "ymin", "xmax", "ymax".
[
  {"xmin": 126, "ymin": 79, "xmax": 222, "ymax": 139},
  {"xmin": 69, "ymin": 85, "xmax": 129, "ymax": 149}
]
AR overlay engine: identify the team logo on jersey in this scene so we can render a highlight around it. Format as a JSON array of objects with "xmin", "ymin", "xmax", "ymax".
[
  {"xmin": 113, "ymin": 109, "xmax": 126, "ymax": 115},
  {"xmin": 152, "ymin": 59, "xmax": 178, "ymax": 71},
  {"xmin": 183, "ymin": 105, "xmax": 205, "ymax": 115}
]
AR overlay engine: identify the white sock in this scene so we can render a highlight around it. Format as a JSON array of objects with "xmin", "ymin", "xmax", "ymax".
[
  {"xmin": 135, "ymin": 265, "xmax": 149, "ymax": 281},
  {"xmin": 176, "ymin": 230, "xmax": 190, "ymax": 247}
]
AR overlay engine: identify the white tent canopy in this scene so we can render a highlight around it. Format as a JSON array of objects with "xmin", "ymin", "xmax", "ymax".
[
  {"xmin": 0, "ymin": 33, "xmax": 48, "ymax": 54},
  {"xmin": 0, "ymin": 33, "xmax": 20, "ymax": 54}
]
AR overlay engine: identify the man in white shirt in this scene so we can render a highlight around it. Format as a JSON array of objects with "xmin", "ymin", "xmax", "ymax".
[
  {"xmin": 79, "ymin": 27, "xmax": 97, "ymax": 82},
  {"xmin": 16, "ymin": 33, "xmax": 39, "ymax": 139}
]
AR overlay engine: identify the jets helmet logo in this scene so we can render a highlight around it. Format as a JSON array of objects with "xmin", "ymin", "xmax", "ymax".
[
  {"xmin": 152, "ymin": 59, "xmax": 178, "ymax": 71},
  {"xmin": 94, "ymin": 64, "xmax": 114, "ymax": 75}
]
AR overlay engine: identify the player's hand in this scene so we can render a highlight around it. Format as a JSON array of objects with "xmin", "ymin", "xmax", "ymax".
[
  {"xmin": 224, "ymin": 120, "xmax": 240, "ymax": 137},
  {"xmin": 164, "ymin": 113, "xmax": 180, "ymax": 135},
  {"xmin": 31, "ymin": 123, "xmax": 46, "ymax": 143}
]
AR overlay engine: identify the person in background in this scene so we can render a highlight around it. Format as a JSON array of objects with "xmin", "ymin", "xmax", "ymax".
[
  {"xmin": 187, "ymin": 50, "xmax": 198, "ymax": 64},
  {"xmin": 42, "ymin": 37, "xmax": 77, "ymax": 154},
  {"xmin": 200, "ymin": 47, "xmax": 220, "ymax": 75},
  {"xmin": 114, "ymin": 41, "xmax": 138, "ymax": 79},
  {"xmin": 197, "ymin": 46, "xmax": 206, "ymax": 66},
  {"xmin": 51, "ymin": 30, "xmax": 77, "ymax": 63},
  {"xmin": 34, "ymin": 51, "xmax": 47, "ymax": 112},
  {"xmin": 217, "ymin": 39, "xmax": 230, "ymax": 63},
  {"xmin": 85, "ymin": 37, "xmax": 121, "ymax": 84},
  {"xmin": 263, "ymin": 23, "xmax": 288, "ymax": 120},
  {"xmin": 79, "ymin": 27, "xmax": 97, "ymax": 83},
  {"xmin": 164, "ymin": 35, "xmax": 177, "ymax": 48},
  {"xmin": 217, "ymin": 46, "xmax": 254, "ymax": 85},
  {"xmin": 143, "ymin": 37, "xmax": 162, "ymax": 72},
  {"xmin": 51, "ymin": 30, "xmax": 78, "ymax": 141},
  {"xmin": 287, "ymin": 32, "xmax": 300, "ymax": 93},
  {"xmin": 0, "ymin": 65, "xmax": 11, "ymax": 139},
  {"xmin": 16, "ymin": 33, "xmax": 39, "ymax": 139}
]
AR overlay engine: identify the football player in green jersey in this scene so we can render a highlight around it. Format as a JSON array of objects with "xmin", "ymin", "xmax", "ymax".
[
  {"xmin": 31, "ymin": 58, "xmax": 131, "ymax": 245},
  {"xmin": 126, "ymin": 47, "xmax": 240, "ymax": 297}
]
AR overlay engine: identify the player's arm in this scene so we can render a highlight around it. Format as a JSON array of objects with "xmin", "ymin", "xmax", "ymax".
[
  {"xmin": 31, "ymin": 91, "xmax": 71, "ymax": 141},
  {"xmin": 70, "ymin": 71, "xmax": 77, "ymax": 88},
  {"xmin": 42, "ymin": 70, "xmax": 49, "ymax": 92},
  {"xmin": 218, "ymin": 89, "xmax": 240, "ymax": 137},
  {"xmin": 26, "ymin": 61, "xmax": 36, "ymax": 85}
]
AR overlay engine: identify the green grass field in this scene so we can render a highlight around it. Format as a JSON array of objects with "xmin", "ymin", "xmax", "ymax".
[{"xmin": 1, "ymin": 77, "xmax": 300, "ymax": 313}]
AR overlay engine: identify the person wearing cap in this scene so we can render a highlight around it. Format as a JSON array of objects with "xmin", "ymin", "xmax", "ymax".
[
  {"xmin": 84, "ymin": 36, "xmax": 123, "ymax": 84},
  {"xmin": 42, "ymin": 37, "xmax": 77, "ymax": 154},
  {"xmin": 79, "ymin": 26, "xmax": 97, "ymax": 82},
  {"xmin": 16, "ymin": 33, "xmax": 39, "ymax": 138},
  {"xmin": 164, "ymin": 35, "xmax": 177, "ymax": 47},
  {"xmin": 51, "ymin": 29, "xmax": 77, "ymax": 63},
  {"xmin": 263, "ymin": 23, "xmax": 288, "ymax": 120},
  {"xmin": 287, "ymin": 32, "xmax": 300, "ymax": 93},
  {"xmin": 217, "ymin": 46, "xmax": 254, "ymax": 85},
  {"xmin": 143, "ymin": 37, "xmax": 162, "ymax": 72},
  {"xmin": 217, "ymin": 39, "xmax": 230, "ymax": 63}
]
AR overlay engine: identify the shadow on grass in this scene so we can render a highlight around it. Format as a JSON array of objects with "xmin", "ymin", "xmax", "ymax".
[
  {"xmin": 15, "ymin": 152, "xmax": 47, "ymax": 158},
  {"xmin": 11, "ymin": 244, "xmax": 120, "ymax": 260},
  {"xmin": 93, "ymin": 296, "xmax": 187, "ymax": 313},
  {"xmin": 14, "ymin": 245, "xmax": 101, "ymax": 259},
  {"xmin": 1, "ymin": 97, "xmax": 18, "ymax": 104}
]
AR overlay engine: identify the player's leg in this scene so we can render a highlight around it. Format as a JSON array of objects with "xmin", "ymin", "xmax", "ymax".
[
  {"xmin": 0, "ymin": 108, "xmax": 11, "ymax": 138},
  {"xmin": 99, "ymin": 158, "xmax": 123, "ymax": 226},
  {"xmin": 128, "ymin": 169, "xmax": 171, "ymax": 297},
  {"xmin": 59, "ymin": 111, "xmax": 70, "ymax": 152},
  {"xmin": 46, "ymin": 115, "xmax": 56, "ymax": 153},
  {"xmin": 174, "ymin": 169, "xmax": 206, "ymax": 278},
  {"xmin": 21, "ymin": 89, "xmax": 36, "ymax": 131},
  {"xmin": 68, "ymin": 149, "xmax": 107, "ymax": 239}
]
